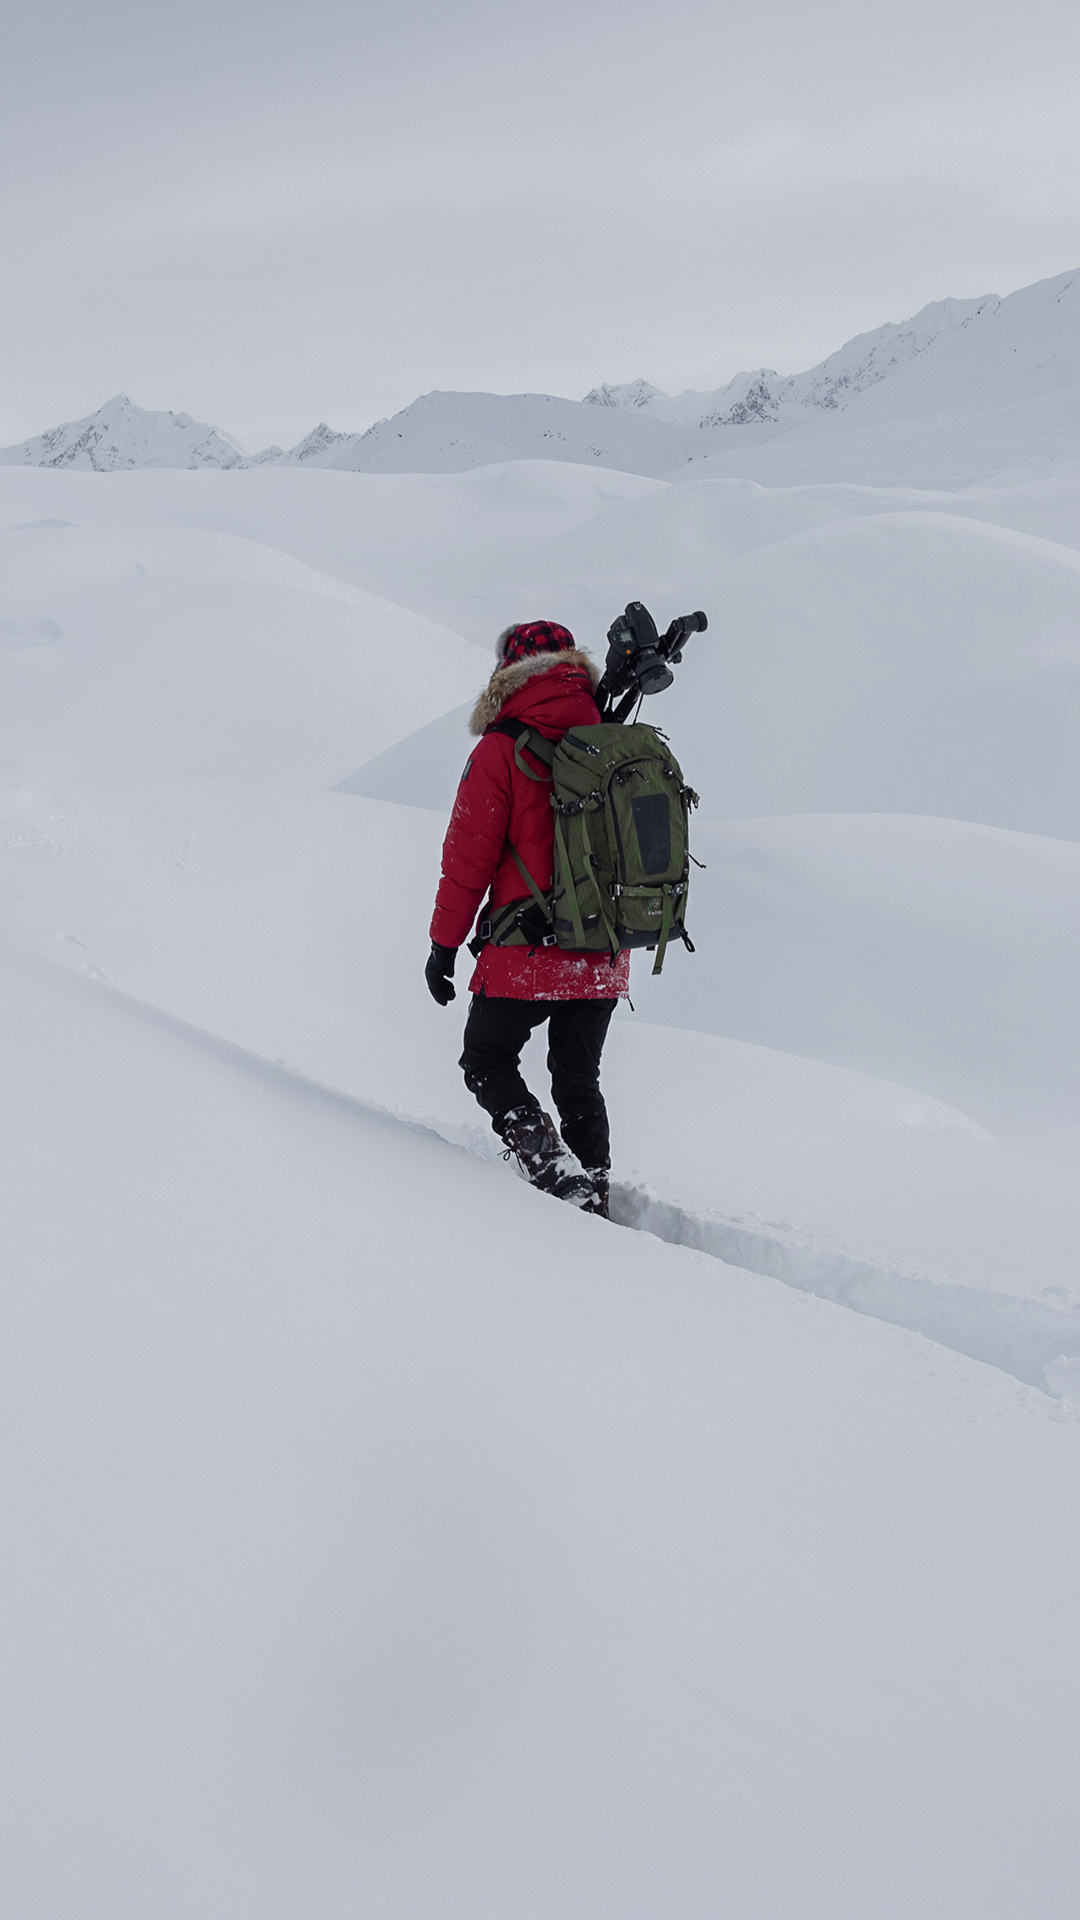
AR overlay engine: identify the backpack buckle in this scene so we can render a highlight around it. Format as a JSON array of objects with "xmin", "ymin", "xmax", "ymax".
[{"xmin": 542, "ymin": 932, "xmax": 558, "ymax": 947}]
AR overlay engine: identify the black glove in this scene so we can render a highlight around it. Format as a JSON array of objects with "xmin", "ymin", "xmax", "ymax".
[{"xmin": 425, "ymin": 942, "xmax": 458, "ymax": 1005}]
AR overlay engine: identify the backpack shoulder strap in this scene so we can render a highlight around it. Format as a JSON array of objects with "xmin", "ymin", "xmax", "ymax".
[
  {"xmin": 486, "ymin": 717, "xmax": 556, "ymax": 781},
  {"xmin": 481, "ymin": 720, "xmax": 556, "ymax": 934}
]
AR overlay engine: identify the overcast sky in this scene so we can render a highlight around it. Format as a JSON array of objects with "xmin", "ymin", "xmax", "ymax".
[{"xmin": 1, "ymin": 0, "xmax": 1078, "ymax": 449}]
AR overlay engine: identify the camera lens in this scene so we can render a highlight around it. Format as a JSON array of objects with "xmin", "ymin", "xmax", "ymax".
[{"xmin": 635, "ymin": 650, "xmax": 674, "ymax": 695}]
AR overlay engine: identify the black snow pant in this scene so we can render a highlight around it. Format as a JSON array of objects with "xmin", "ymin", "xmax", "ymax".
[{"xmin": 460, "ymin": 993, "xmax": 617, "ymax": 1171}]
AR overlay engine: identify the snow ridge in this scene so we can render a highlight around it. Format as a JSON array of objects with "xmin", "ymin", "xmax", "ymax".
[
  {"xmin": 2, "ymin": 269, "xmax": 1076, "ymax": 477},
  {"xmin": 590, "ymin": 295, "xmax": 998, "ymax": 428},
  {"xmin": 615, "ymin": 1185, "xmax": 1080, "ymax": 1397}
]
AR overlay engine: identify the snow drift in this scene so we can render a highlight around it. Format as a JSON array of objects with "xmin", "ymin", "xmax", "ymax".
[
  {"xmin": 0, "ymin": 513, "xmax": 480, "ymax": 785},
  {"xmin": 352, "ymin": 504, "xmax": 1080, "ymax": 840}
]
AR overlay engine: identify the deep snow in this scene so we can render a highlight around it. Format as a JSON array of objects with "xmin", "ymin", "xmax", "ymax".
[
  {"xmin": 4, "ymin": 950, "xmax": 1080, "ymax": 1920},
  {"xmin": 3, "ymin": 303, "xmax": 1080, "ymax": 1915}
]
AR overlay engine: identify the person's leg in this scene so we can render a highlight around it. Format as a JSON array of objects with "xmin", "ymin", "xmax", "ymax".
[
  {"xmin": 461, "ymin": 994, "xmax": 596, "ymax": 1205},
  {"xmin": 546, "ymin": 998, "xmax": 617, "ymax": 1170},
  {"xmin": 459, "ymin": 993, "xmax": 547, "ymax": 1134}
]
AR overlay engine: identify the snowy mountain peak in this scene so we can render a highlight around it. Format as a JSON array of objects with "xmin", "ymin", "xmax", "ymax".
[
  {"xmin": 0, "ymin": 392, "xmax": 258, "ymax": 473},
  {"xmin": 583, "ymin": 379, "xmax": 664, "ymax": 411},
  {"xmin": 3, "ymin": 268, "xmax": 1078, "ymax": 479},
  {"xmin": 275, "ymin": 422, "xmax": 365, "ymax": 466},
  {"xmin": 593, "ymin": 293, "xmax": 998, "ymax": 429}
]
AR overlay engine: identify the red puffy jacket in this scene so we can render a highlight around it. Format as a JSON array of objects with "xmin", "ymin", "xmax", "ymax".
[{"xmin": 430, "ymin": 650, "xmax": 631, "ymax": 1001}]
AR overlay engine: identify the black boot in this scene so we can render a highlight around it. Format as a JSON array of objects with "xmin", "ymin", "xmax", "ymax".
[
  {"xmin": 581, "ymin": 1169, "xmax": 610, "ymax": 1219},
  {"xmin": 502, "ymin": 1108, "xmax": 596, "ymax": 1208}
]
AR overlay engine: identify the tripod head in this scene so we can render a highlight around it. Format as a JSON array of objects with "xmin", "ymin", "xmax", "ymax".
[{"xmin": 597, "ymin": 602, "xmax": 708, "ymax": 719}]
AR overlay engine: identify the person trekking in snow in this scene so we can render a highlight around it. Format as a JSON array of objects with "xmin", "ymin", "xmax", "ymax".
[{"xmin": 426, "ymin": 621, "xmax": 630, "ymax": 1218}]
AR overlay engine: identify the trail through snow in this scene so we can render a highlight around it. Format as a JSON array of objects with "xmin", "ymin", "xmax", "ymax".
[
  {"xmin": 58, "ymin": 956, "xmax": 1080, "ymax": 1401},
  {"xmin": 614, "ymin": 1185, "xmax": 1080, "ymax": 1392}
]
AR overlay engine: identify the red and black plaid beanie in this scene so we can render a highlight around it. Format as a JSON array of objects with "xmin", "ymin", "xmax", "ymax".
[{"xmin": 495, "ymin": 621, "xmax": 576, "ymax": 668}]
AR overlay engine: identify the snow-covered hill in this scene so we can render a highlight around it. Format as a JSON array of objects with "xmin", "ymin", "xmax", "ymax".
[
  {"xmin": 308, "ymin": 388, "xmax": 693, "ymax": 474},
  {"xmin": 0, "ymin": 509, "xmax": 479, "ymax": 786}
]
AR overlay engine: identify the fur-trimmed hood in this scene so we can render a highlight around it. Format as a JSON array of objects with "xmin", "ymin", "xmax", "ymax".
[{"xmin": 469, "ymin": 648, "xmax": 600, "ymax": 736}]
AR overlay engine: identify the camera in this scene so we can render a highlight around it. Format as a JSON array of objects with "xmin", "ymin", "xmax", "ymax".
[{"xmin": 597, "ymin": 601, "xmax": 708, "ymax": 719}]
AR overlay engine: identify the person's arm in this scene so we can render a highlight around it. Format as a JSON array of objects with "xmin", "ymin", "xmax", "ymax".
[{"xmin": 426, "ymin": 737, "xmax": 513, "ymax": 998}]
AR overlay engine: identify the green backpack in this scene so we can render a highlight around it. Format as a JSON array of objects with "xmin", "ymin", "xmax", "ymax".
[{"xmin": 473, "ymin": 720, "xmax": 699, "ymax": 975}]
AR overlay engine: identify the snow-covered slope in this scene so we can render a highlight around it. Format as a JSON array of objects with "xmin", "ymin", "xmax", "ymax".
[
  {"xmin": 838, "ymin": 269, "xmax": 1080, "ymax": 422},
  {"xmin": 0, "ymin": 459, "xmax": 662, "ymax": 646},
  {"xmin": 353, "ymin": 497, "xmax": 1080, "ymax": 840},
  {"xmin": 586, "ymin": 293, "xmax": 996, "ymax": 426},
  {"xmin": 4, "ymin": 775, "xmax": 1079, "ymax": 1298},
  {"xmin": 0, "ymin": 512, "xmax": 479, "ymax": 785},
  {"xmin": 315, "ymin": 388, "xmax": 688, "ymax": 475},
  {"xmin": 679, "ymin": 273, "xmax": 1080, "ymax": 488},
  {"xmin": 645, "ymin": 509, "xmax": 1080, "ymax": 838},
  {"xmin": 5, "ymin": 946, "xmax": 1080, "ymax": 1919},
  {"xmin": 590, "ymin": 271, "xmax": 1079, "ymax": 437},
  {"xmin": 630, "ymin": 810, "xmax": 1080, "ymax": 1136}
]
